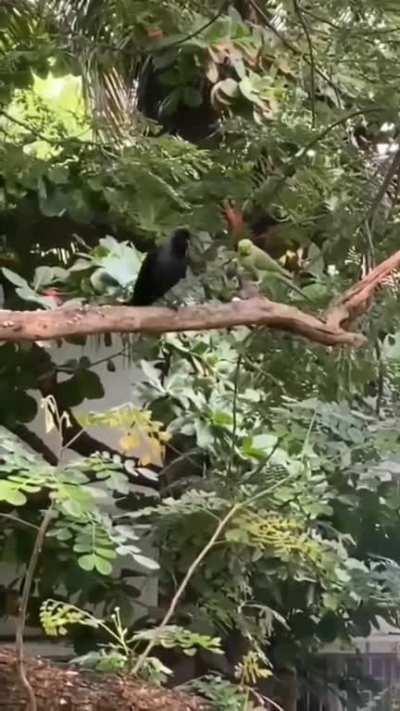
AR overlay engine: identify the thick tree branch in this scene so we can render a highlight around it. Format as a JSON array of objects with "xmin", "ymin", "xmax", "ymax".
[
  {"xmin": 0, "ymin": 300, "xmax": 359, "ymax": 346},
  {"xmin": 0, "ymin": 249, "xmax": 400, "ymax": 348},
  {"xmin": 326, "ymin": 248, "xmax": 400, "ymax": 330}
]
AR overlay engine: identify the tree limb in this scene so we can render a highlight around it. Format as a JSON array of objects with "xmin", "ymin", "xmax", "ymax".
[
  {"xmin": 0, "ymin": 249, "xmax": 400, "ymax": 348},
  {"xmin": 16, "ymin": 506, "xmax": 55, "ymax": 711},
  {"xmin": 326, "ymin": 248, "xmax": 400, "ymax": 330},
  {"xmin": 0, "ymin": 300, "xmax": 357, "ymax": 346}
]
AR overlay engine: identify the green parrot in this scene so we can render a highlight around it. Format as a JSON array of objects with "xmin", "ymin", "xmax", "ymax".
[{"xmin": 238, "ymin": 239, "xmax": 311, "ymax": 302}]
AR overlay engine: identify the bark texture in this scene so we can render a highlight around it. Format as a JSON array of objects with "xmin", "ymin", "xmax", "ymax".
[{"xmin": 0, "ymin": 246, "xmax": 399, "ymax": 348}]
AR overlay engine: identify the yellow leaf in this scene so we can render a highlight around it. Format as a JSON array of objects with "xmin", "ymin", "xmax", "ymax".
[{"xmin": 119, "ymin": 426, "xmax": 165, "ymax": 467}]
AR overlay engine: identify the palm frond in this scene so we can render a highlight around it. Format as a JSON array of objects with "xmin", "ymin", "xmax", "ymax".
[{"xmin": 47, "ymin": 0, "xmax": 138, "ymax": 137}]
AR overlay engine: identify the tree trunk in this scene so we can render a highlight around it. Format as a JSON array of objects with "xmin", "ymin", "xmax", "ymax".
[{"xmin": 0, "ymin": 648, "xmax": 210, "ymax": 710}]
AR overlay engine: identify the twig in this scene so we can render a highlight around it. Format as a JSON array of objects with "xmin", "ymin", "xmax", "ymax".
[
  {"xmin": 131, "ymin": 502, "xmax": 241, "ymax": 675},
  {"xmin": 303, "ymin": 108, "xmax": 385, "ymax": 153},
  {"xmin": 249, "ymin": 687, "xmax": 284, "ymax": 711},
  {"xmin": 56, "ymin": 346, "xmax": 128, "ymax": 374},
  {"xmin": 374, "ymin": 339, "xmax": 385, "ymax": 417},
  {"xmin": 352, "ymin": 147, "xmax": 400, "ymax": 243},
  {"xmin": 382, "ymin": 162, "xmax": 400, "ymax": 237},
  {"xmin": 226, "ymin": 352, "xmax": 243, "ymax": 479},
  {"xmin": 364, "ymin": 219, "xmax": 376, "ymax": 269},
  {"xmin": 166, "ymin": 1, "xmax": 229, "ymax": 50},
  {"xmin": 264, "ymin": 107, "xmax": 386, "ymax": 206},
  {"xmin": 369, "ymin": 148, "xmax": 400, "ymax": 233},
  {"xmin": 54, "ymin": 1, "xmax": 228, "ymax": 56},
  {"xmin": 248, "ymin": 0, "xmax": 298, "ymax": 54},
  {"xmin": 0, "ymin": 109, "xmax": 98, "ymax": 150},
  {"xmin": 15, "ymin": 504, "xmax": 55, "ymax": 711},
  {"xmin": 0, "ymin": 110, "xmax": 59, "ymax": 146},
  {"xmin": 132, "ymin": 473, "xmax": 296, "ymax": 677},
  {"xmin": 0, "ymin": 513, "xmax": 39, "ymax": 531},
  {"xmin": 160, "ymin": 448, "xmax": 204, "ymax": 492},
  {"xmin": 301, "ymin": 9, "xmax": 400, "ymax": 36},
  {"xmin": 247, "ymin": 0, "xmax": 342, "ymax": 98},
  {"xmin": 293, "ymin": 0, "xmax": 316, "ymax": 127}
]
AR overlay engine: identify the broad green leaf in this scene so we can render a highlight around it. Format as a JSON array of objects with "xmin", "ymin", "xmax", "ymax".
[
  {"xmin": 94, "ymin": 556, "xmax": 113, "ymax": 575},
  {"xmin": 78, "ymin": 554, "xmax": 96, "ymax": 571},
  {"xmin": 0, "ymin": 481, "xmax": 26, "ymax": 505},
  {"xmin": 133, "ymin": 554, "xmax": 159, "ymax": 570}
]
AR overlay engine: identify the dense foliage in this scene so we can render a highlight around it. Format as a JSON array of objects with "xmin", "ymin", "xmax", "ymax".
[{"xmin": 2, "ymin": 1, "xmax": 400, "ymax": 708}]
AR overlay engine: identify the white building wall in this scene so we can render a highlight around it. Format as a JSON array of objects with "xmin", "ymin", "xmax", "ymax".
[{"xmin": 0, "ymin": 336, "xmax": 158, "ymax": 655}]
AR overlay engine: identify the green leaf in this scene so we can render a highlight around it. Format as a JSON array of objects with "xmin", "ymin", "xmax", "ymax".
[
  {"xmin": 54, "ymin": 527, "xmax": 73, "ymax": 541},
  {"xmin": 133, "ymin": 554, "xmax": 159, "ymax": 570},
  {"xmin": 239, "ymin": 76, "xmax": 258, "ymax": 102},
  {"xmin": 232, "ymin": 58, "xmax": 246, "ymax": 80},
  {"xmin": 78, "ymin": 554, "xmax": 96, "ymax": 571},
  {"xmin": 95, "ymin": 240, "xmax": 144, "ymax": 287},
  {"xmin": 140, "ymin": 360, "xmax": 164, "ymax": 391},
  {"xmin": 0, "ymin": 481, "xmax": 27, "ymax": 505},
  {"xmin": 211, "ymin": 411, "xmax": 233, "ymax": 427},
  {"xmin": 242, "ymin": 434, "xmax": 278, "ymax": 459},
  {"xmin": 94, "ymin": 556, "xmax": 113, "ymax": 575},
  {"xmin": 1, "ymin": 267, "xmax": 29, "ymax": 288},
  {"xmin": 95, "ymin": 547, "xmax": 117, "ymax": 560},
  {"xmin": 217, "ymin": 78, "xmax": 239, "ymax": 98},
  {"xmin": 194, "ymin": 419, "xmax": 213, "ymax": 448}
]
